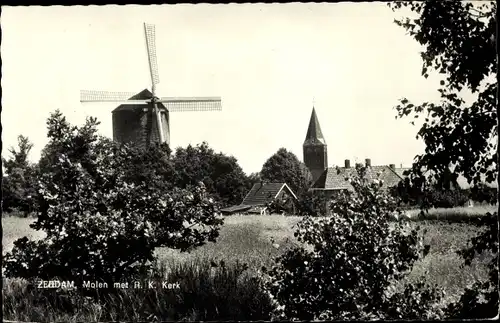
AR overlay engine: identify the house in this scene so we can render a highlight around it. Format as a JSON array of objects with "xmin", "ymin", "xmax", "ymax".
[{"xmin": 221, "ymin": 182, "xmax": 298, "ymax": 215}]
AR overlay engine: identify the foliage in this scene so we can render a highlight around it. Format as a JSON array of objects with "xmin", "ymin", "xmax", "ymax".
[
  {"xmin": 469, "ymin": 184, "xmax": 498, "ymax": 205},
  {"xmin": 2, "ymin": 135, "xmax": 38, "ymax": 215},
  {"xmin": 260, "ymin": 148, "xmax": 312, "ymax": 196},
  {"xmin": 172, "ymin": 142, "xmax": 251, "ymax": 208},
  {"xmin": 389, "ymin": 1, "xmax": 498, "ymax": 318},
  {"xmin": 267, "ymin": 195, "xmax": 297, "ymax": 215},
  {"xmin": 392, "ymin": 181, "xmax": 469, "ymax": 209},
  {"xmin": 3, "ymin": 110, "xmax": 223, "ymax": 289},
  {"xmin": 247, "ymin": 172, "xmax": 262, "ymax": 185},
  {"xmin": 263, "ymin": 165, "xmax": 444, "ymax": 320},
  {"xmin": 295, "ymin": 189, "xmax": 328, "ymax": 216}
]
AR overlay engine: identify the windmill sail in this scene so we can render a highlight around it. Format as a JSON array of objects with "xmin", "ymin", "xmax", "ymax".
[
  {"xmin": 144, "ymin": 23, "xmax": 160, "ymax": 87},
  {"xmin": 80, "ymin": 90, "xmax": 147, "ymax": 102}
]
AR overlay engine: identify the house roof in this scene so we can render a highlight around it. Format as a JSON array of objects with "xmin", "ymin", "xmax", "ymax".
[
  {"xmin": 311, "ymin": 166, "xmax": 404, "ymax": 191},
  {"xmin": 241, "ymin": 182, "xmax": 297, "ymax": 206},
  {"xmin": 303, "ymin": 107, "xmax": 326, "ymax": 146},
  {"xmin": 394, "ymin": 167, "xmax": 411, "ymax": 179}
]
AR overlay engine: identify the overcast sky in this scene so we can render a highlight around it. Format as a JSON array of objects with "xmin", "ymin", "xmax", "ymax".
[{"xmin": 1, "ymin": 3, "xmax": 469, "ymax": 174}]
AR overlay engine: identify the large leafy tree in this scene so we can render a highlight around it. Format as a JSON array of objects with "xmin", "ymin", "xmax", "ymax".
[
  {"xmin": 389, "ymin": 1, "xmax": 497, "ymax": 318},
  {"xmin": 172, "ymin": 142, "xmax": 251, "ymax": 207},
  {"xmin": 4, "ymin": 111, "xmax": 222, "ymax": 290},
  {"xmin": 260, "ymin": 148, "xmax": 313, "ymax": 196},
  {"xmin": 2, "ymin": 135, "xmax": 38, "ymax": 215}
]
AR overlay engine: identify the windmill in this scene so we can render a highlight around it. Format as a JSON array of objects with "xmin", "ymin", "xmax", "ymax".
[{"xmin": 80, "ymin": 23, "xmax": 222, "ymax": 149}]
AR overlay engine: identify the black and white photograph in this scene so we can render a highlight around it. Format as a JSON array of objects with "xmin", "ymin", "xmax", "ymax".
[{"xmin": 1, "ymin": 2, "xmax": 498, "ymax": 321}]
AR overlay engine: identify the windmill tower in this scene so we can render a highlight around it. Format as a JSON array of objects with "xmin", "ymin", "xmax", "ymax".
[{"xmin": 80, "ymin": 23, "xmax": 222, "ymax": 149}]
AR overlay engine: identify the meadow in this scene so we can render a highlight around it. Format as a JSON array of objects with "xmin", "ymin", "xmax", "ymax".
[{"xmin": 2, "ymin": 205, "xmax": 496, "ymax": 321}]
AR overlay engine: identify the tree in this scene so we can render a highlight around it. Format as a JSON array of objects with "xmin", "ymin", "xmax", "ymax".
[
  {"xmin": 2, "ymin": 135, "xmax": 38, "ymax": 215},
  {"xmin": 389, "ymin": 1, "xmax": 497, "ymax": 318},
  {"xmin": 172, "ymin": 142, "xmax": 250, "ymax": 207},
  {"xmin": 263, "ymin": 166, "xmax": 443, "ymax": 320},
  {"xmin": 4, "ymin": 111, "xmax": 222, "ymax": 292},
  {"xmin": 248, "ymin": 172, "xmax": 262, "ymax": 185},
  {"xmin": 260, "ymin": 148, "xmax": 313, "ymax": 196}
]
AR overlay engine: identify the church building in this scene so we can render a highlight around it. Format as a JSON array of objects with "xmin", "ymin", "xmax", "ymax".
[{"xmin": 303, "ymin": 107, "xmax": 408, "ymax": 196}]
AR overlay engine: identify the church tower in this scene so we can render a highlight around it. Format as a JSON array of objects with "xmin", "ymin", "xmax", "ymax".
[{"xmin": 303, "ymin": 107, "xmax": 328, "ymax": 183}]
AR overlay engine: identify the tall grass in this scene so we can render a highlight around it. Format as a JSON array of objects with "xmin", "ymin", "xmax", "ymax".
[{"xmin": 2, "ymin": 258, "xmax": 274, "ymax": 322}]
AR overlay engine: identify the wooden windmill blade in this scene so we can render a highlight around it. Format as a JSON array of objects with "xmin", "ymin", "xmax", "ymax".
[
  {"xmin": 144, "ymin": 23, "xmax": 165, "ymax": 144},
  {"xmin": 80, "ymin": 90, "xmax": 150, "ymax": 103},
  {"xmin": 144, "ymin": 23, "xmax": 160, "ymax": 88},
  {"xmin": 159, "ymin": 97, "xmax": 222, "ymax": 112}
]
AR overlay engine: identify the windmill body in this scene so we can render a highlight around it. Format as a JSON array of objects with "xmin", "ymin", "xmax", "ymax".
[
  {"xmin": 81, "ymin": 23, "xmax": 222, "ymax": 149},
  {"xmin": 112, "ymin": 89, "xmax": 170, "ymax": 149}
]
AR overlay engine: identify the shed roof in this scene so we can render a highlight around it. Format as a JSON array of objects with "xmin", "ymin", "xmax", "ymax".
[{"xmin": 241, "ymin": 182, "xmax": 297, "ymax": 206}]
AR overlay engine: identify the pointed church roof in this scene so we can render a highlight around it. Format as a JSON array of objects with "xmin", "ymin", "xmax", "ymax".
[{"xmin": 304, "ymin": 107, "xmax": 326, "ymax": 146}]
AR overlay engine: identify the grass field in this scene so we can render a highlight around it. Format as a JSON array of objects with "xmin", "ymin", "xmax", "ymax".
[{"xmin": 2, "ymin": 206, "xmax": 496, "ymax": 320}]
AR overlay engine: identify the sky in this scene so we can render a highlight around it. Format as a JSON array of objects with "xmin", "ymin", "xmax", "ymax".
[{"xmin": 1, "ymin": 3, "xmax": 462, "ymax": 175}]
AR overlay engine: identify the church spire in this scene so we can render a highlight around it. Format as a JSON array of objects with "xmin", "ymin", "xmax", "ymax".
[{"xmin": 304, "ymin": 107, "xmax": 326, "ymax": 146}]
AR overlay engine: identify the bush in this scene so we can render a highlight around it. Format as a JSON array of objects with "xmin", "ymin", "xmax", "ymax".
[
  {"xmin": 468, "ymin": 184, "xmax": 497, "ymax": 205},
  {"xmin": 426, "ymin": 189, "xmax": 469, "ymax": 208},
  {"xmin": 3, "ymin": 111, "xmax": 223, "ymax": 291},
  {"xmin": 295, "ymin": 190, "xmax": 328, "ymax": 216},
  {"xmin": 263, "ymin": 165, "xmax": 444, "ymax": 320},
  {"xmin": 391, "ymin": 180, "xmax": 470, "ymax": 209}
]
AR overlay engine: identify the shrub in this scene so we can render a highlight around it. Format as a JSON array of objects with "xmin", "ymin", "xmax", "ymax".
[
  {"xmin": 468, "ymin": 184, "xmax": 497, "ymax": 205},
  {"xmin": 391, "ymin": 180, "xmax": 470, "ymax": 209},
  {"xmin": 3, "ymin": 111, "xmax": 223, "ymax": 291},
  {"xmin": 295, "ymin": 190, "xmax": 328, "ymax": 216},
  {"xmin": 263, "ymin": 165, "xmax": 444, "ymax": 320},
  {"xmin": 426, "ymin": 189, "xmax": 469, "ymax": 208}
]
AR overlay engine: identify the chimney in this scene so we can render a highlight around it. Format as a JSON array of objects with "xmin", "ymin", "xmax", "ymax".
[
  {"xmin": 365, "ymin": 158, "xmax": 371, "ymax": 167},
  {"xmin": 389, "ymin": 164, "xmax": 396, "ymax": 170},
  {"xmin": 345, "ymin": 159, "xmax": 351, "ymax": 168}
]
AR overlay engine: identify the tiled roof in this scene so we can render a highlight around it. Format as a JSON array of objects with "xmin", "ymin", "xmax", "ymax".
[
  {"xmin": 241, "ymin": 182, "xmax": 296, "ymax": 206},
  {"xmin": 312, "ymin": 166, "xmax": 404, "ymax": 191},
  {"xmin": 303, "ymin": 108, "xmax": 326, "ymax": 146},
  {"xmin": 220, "ymin": 204, "xmax": 252, "ymax": 214}
]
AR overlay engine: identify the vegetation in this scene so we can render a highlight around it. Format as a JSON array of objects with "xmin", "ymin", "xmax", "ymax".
[
  {"xmin": 263, "ymin": 166, "xmax": 444, "ymax": 320},
  {"xmin": 4, "ymin": 111, "xmax": 223, "ymax": 293},
  {"xmin": 2, "ymin": 259, "xmax": 273, "ymax": 322},
  {"xmin": 3, "ymin": 210, "xmax": 491, "ymax": 321},
  {"xmin": 260, "ymin": 147, "xmax": 312, "ymax": 196},
  {"xmin": 389, "ymin": 1, "xmax": 497, "ymax": 318},
  {"xmin": 392, "ymin": 180, "xmax": 471, "ymax": 209},
  {"xmin": 172, "ymin": 143, "xmax": 252, "ymax": 208},
  {"xmin": 2, "ymin": 135, "xmax": 38, "ymax": 215},
  {"xmin": 3, "ymin": 2, "xmax": 497, "ymax": 318}
]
